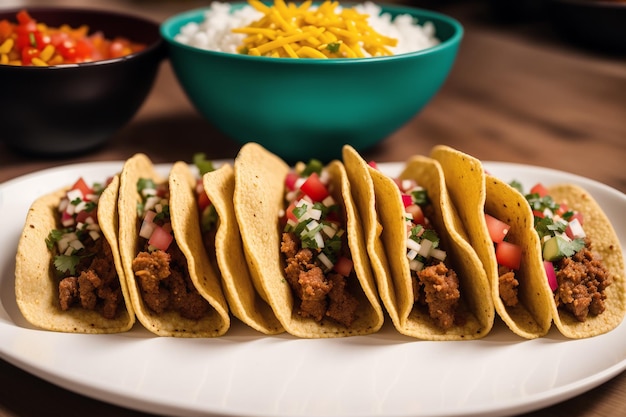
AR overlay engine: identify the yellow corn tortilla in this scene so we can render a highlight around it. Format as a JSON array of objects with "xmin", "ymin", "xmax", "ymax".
[
  {"xmin": 343, "ymin": 145, "xmax": 494, "ymax": 340},
  {"xmin": 544, "ymin": 184, "xmax": 625, "ymax": 338},
  {"xmin": 15, "ymin": 175, "xmax": 135, "ymax": 333},
  {"xmin": 118, "ymin": 154, "xmax": 229, "ymax": 337},
  {"xmin": 202, "ymin": 163, "xmax": 284, "ymax": 334},
  {"xmin": 233, "ymin": 143, "xmax": 384, "ymax": 338},
  {"xmin": 430, "ymin": 145, "xmax": 553, "ymax": 339}
]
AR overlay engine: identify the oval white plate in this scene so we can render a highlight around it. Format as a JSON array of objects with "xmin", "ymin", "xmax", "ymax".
[{"xmin": 0, "ymin": 161, "xmax": 624, "ymax": 417}]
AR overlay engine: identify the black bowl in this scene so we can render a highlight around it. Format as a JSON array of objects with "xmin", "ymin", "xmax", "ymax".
[
  {"xmin": 548, "ymin": 0, "xmax": 626, "ymax": 54},
  {"xmin": 0, "ymin": 7, "xmax": 166, "ymax": 156}
]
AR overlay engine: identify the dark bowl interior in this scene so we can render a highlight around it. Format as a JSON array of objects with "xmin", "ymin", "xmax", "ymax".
[
  {"xmin": 548, "ymin": 0, "xmax": 626, "ymax": 54},
  {"xmin": 0, "ymin": 7, "xmax": 165, "ymax": 156}
]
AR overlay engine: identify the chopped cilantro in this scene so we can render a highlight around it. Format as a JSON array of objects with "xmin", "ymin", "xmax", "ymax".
[
  {"xmin": 154, "ymin": 205, "xmax": 171, "ymax": 222},
  {"xmin": 137, "ymin": 178, "xmax": 156, "ymax": 194},
  {"xmin": 301, "ymin": 159, "xmax": 324, "ymax": 177},
  {"xmin": 54, "ymin": 254, "xmax": 80, "ymax": 275},
  {"xmin": 193, "ymin": 152, "xmax": 215, "ymax": 176},
  {"xmin": 46, "ymin": 229, "xmax": 64, "ymax": 250},
  {"xmin": 411, "ymin": 189, "xmax": 430, "ymax": 207},
  {"xmin": 201, "ymin": 205, "xmax": 218, "ymax": 233},
  {"xmin": 293, "ymin": 204, "xmax": 308, "ymax": 220},
  {"xmin": 326, "ymin": 42, "xmax": 340, "ymax": 53}
]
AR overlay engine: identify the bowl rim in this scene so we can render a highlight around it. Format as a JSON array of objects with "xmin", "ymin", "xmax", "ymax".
[
  {"xmin": 0, "ymin": 6, "xmax": 165, "ymax": 70},
  {"xmin": 160, "ymin": 1, "xmax": 464, "ymax": 64}
]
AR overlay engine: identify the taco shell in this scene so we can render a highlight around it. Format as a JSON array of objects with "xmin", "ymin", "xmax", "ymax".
[
  {"xmin": 202, "ymin": 163, "xmax": 284, "ymax": 334},
  {"xmin": 233, "ymin": 143, "xmax": 384, "ymax": 338},
  {"xmin": 118, "ymin": 154, "xmax": 230, "ymax": 337},
  {"xmin": 15, "ymin": 175, "xmax": 135, "ymax": 333}
]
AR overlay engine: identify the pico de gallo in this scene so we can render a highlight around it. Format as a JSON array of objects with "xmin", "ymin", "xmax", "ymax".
[
  {"xmin": 45, "ymin": 176, "xmax": 123, "ymax": 318},
  {"xmin": 136, "ymin": 177, "xmax": 173, "ymax": 253},
  {"xmin": 0, "ymin": 9, "xmax": 146, "ymax": 66},
  {"xmin": 280, "ymin": 159, "xmax": 359, "ymax": 326},
  {"xmin": 390, "ymin": 170, "xmax": 460, "ymax": 330},
  {"xmin": 484, "ymin": 213, "xmax": 522, "ymax": 307},
  {"xmin": 193, "ymin": 153, "xmax": 219, "ymax": 237},
  {"xmin": 512, "ymin": 181, "xmax": 612, "ymax": 321}
]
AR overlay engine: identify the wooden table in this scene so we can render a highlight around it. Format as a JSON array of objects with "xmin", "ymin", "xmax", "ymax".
[{"xmin": 1, "ymin": 1, "xmax": 624, "ymax": 416}]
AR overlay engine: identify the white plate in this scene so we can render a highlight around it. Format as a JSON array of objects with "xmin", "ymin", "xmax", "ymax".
[{"xmin": 0, "ymin": 161, "xmax": 625, "ymax": 417}]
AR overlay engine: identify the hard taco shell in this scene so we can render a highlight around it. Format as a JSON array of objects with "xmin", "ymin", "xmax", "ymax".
[{"xmin": 202, "ymin": 163, "xmax": 283, "ymax": 334}]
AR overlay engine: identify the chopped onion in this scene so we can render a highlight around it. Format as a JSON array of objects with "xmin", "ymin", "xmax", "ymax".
[
  {"xmin": 418, "ymin": 239, "xmax": 433, "ymax": 258},
  {"xmin": 406, "ymin": 238, "xmax": 421, "ymax": 252},
  {"xmin": 317, "ymin": 252, "xmax": 333, "ymax": 271},
  {"xmin": 430, "ymin": 248, "xmax": 446, "ymax": 261},
  {"xmin": 409, "ymin": 259, "xmax": 424, "ymax": 272}
]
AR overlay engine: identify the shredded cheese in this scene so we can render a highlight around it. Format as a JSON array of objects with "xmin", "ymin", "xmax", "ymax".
[{"xmin": 233, "ymin": 0, "xmax": 398, "ymax": 58}]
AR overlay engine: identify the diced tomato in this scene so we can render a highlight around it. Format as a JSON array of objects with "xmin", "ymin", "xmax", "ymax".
[
  {"xmin": 285, "ymin": 171, "xmax": 300, "ymax": 191},
  {"xmin": 300, "ymin": 172, "xmax": 329, "ymax": 202},
  {"xmin": 75, "ymin": 208, "xmax": 96, "ymax": 224},
  {"xmin": 532, "ymin": 210, "xmax": 545, "ymax": 219},
  {"xmin": 555, "ymin": 203, "xmax": 569, "ymax": 217},
  {"xmin": 333, "ymin": 256, "xmax": 353, "ymax": 277},
  {"xmin": 74, "ymin": 38, "xmax": 93, "ymax": 61},
  {"xmin": 495, "ymin": 240, "xmax": 522, "ymax": 270},
  {"xmin": 285, "ymin": 201, "xmax": 299, "ymax": 222},
  {"xmin": 406, "ymin": 204, "xmax": 425, "ymax": 225},
  {"xmin": 148, "ymin": 225, "xmax": 173, "ymax": 251},
  {"xmin": 197, "ymin": 189, "xmax": 211, "ymax": 213},
  {"xmin": 484, "ymin": 213, "xmax": 510, "ymax": 244},
  {"xmin": 21, "ymin": 46, "xmax": 39, "ymax": 65},
  {"xmin": 16, "ymin": 10, "xmax": 33, "ymax": 25},
  {"xmin": 70, "ymin": 177, "xmax": 93, "ymax": 199},
  {"xmin": 530, "ymin": 183, "xmax": 549, "ymax": 198},
  {"xmin": 367, "ymin": 161, "xmax": 378, "ymax": 169},
  {"xmin": 569, "ymin": 211, "xmax": 583, "ymax": 226}
]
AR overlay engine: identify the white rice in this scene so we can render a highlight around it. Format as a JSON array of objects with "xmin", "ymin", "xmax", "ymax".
[{"xmin": 174, "ymin": 2, "xmax": 440, "ymax": 56}]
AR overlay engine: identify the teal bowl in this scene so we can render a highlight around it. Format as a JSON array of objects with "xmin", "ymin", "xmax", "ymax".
[{"xmin": 161, "ymin": 2, "xmax": 463, "ymax": 162}]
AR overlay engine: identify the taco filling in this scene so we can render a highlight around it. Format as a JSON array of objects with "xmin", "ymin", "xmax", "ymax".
[
  {"xmin": 131, "ymin": 177, "xmax": 211, "ymax": 320},
  {"xmin": 279, "ymin": 160, "xmax": 359, "ymax": 327},
  {"xmin": 45, "ymin": 177, "xmax": 124, "ymax": 319},
  {"xmin": 394, "ymin": 176, "xmax": 460, "ymax": 330},
  {"xmin": 484, "ymin": 213, "xmax": 522, "ymax": 307},
  {"xmin": 515, "ymin": 182, "xmax": 612, "ymax": 322},
  {"xmin": 193, "ymin": 154, "xmax": 219, "ymax": 257}
]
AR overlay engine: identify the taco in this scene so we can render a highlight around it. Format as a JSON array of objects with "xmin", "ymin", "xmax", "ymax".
[
  {"xmin": 342, "ymin": 145, "xmax": 494, "ymax": 340},
  {"xmin": 15, "ymin": 174, "xmax": 135, "ymax": 333},
  {"xmin": 233, "ymin": 143, "xmax": 383, "ymax": 338},
  {"xmin": 199, "ymin": 159, "xmax": 284, "ymax": 334},
  {"xmin": 118, "ymin": 153, "xmax": 230, "ymax": 337},
  {"xmin": 515, "ymin": 182, "xmax": 625, "ymax": 338},
  {"xmin": 430, "ymin": 145, "xmax": 553, "ymax": 339}
]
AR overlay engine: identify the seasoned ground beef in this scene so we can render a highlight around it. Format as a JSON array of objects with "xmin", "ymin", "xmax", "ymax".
[
  {"xmin": 281, "ymin": 232, "xmax": 359, "ymax": 327},
  {"xmin": 554, "ymin": 239, "xmax": 612, "ymax": 322},
  {"xmin": 414, "ymin": 262, "xmax": 460, "ymax": 330},
  {"xmin": 132, "ymin": 243, "xmax": 210, "ymax": 320},
  {"xmin": 57, "ymin": 238, "xmax": 123, "ymax": 319},
  {"xmin": 498, "ymin": 266, "xmax": 519, "ymax": 307}
]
